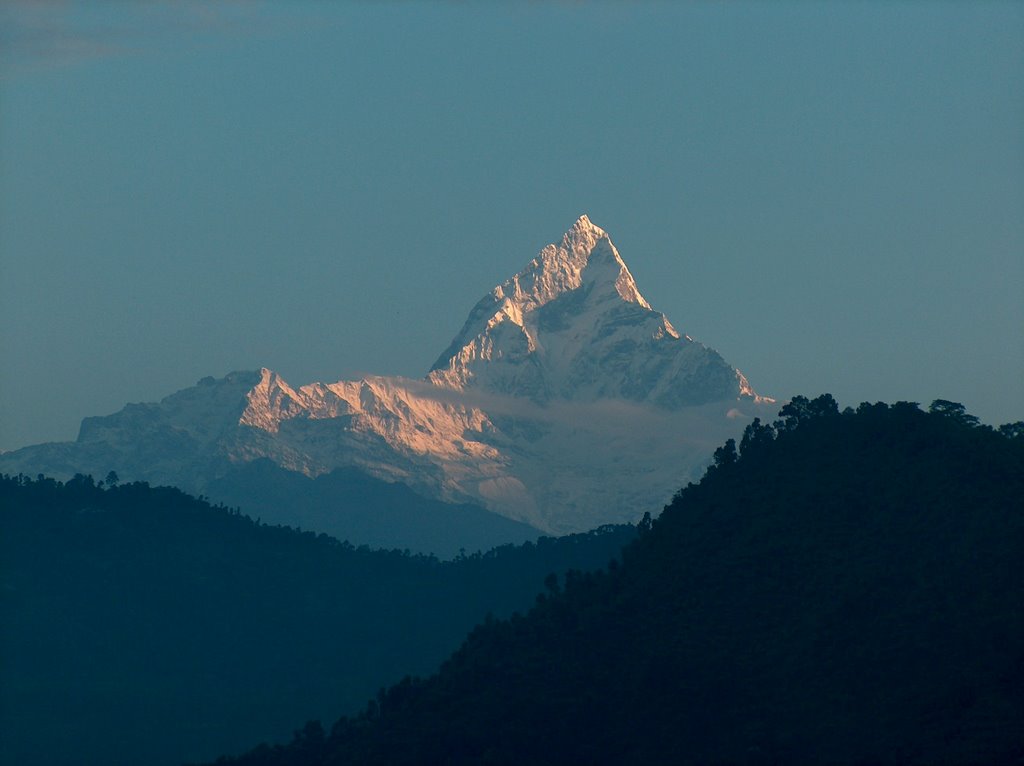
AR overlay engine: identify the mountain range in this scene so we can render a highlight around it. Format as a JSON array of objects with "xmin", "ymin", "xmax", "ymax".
[{"xmin": 0, "ymin": 216, "xmax": 773, "ymax": 538}]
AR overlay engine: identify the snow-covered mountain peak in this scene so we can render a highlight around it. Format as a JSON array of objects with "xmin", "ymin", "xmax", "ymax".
[
  {"xmin": 428, "ymin": 217, "xmax": 650, "ymax": 380},
  {"xmin": 515, "ymin": 213, "xmax": 649, "ymax": 311},
  {"xmin": 239, "ymin": 367, "xmax": 306, "ymax": 432},
  {"xmin": 565, "ymin": 210, "xmax": 602, "ymax": 240},
  {"xmin": 427, "ymin": 216, "xmax": 757, "ymax": 408}
]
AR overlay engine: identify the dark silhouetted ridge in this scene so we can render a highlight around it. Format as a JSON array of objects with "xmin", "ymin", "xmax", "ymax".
[
  {"xmin": 0, "ymin": 475, "xmax": 635, "ymax": 766},
  {"xmin": 208, "ymin": 398, "xmax": 1024, "ymax": 766}
]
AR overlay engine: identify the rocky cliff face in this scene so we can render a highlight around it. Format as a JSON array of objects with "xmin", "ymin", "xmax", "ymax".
[{"xmin": 0, "ymin": 217, "xmax": 773, "ymax": 534}]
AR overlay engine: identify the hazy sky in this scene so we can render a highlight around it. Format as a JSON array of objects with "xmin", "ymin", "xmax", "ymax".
[{"xmin": 1, "ymin": 1, "xmax": 1022, "ymax": 451}]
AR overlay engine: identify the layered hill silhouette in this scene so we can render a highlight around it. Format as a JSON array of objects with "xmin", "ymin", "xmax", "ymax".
[
  {"xmin": 207, "ymin": 398, "xmax": 1024, "ymax": 766},
  {"xmin": 206, "ymin": 460, "xmax": 540, "ymax": 558},
  {"xmin": 0, "ymin": 216, "xmax": 774, "ymax": 539},
  {"xmin": 0, "ymin": 475, "xmax": 636, "ymax": 766}
]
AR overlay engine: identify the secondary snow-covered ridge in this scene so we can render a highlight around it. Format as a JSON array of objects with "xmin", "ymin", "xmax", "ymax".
[{"xmin": 0, "ymin": 216, "xmax": 772, "ymax": 534}]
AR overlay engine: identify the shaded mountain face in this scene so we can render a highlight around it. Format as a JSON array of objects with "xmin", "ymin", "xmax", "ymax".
[{"xmin": 0, "ymin": 217, "xmax": 772, "ymax": 536}]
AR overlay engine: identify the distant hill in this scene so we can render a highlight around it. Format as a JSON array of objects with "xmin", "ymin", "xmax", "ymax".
[
  {"xmin": 0, "ymin": 475, "xmax": 636, "ymax": 766},
  {"xmin": 207, "ymin": 460, "xmax": 541, "ymax": 558},
  {"xmin": 209, "ymin": 398, "xmax": 1024, "ymax": 765}
]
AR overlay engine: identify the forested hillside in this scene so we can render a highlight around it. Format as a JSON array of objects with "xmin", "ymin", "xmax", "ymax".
[
  {"xmin": 0, "ymin": 475, "xmax": 635, "ymax": 766},
  {"xmin": 209, "ymin": 398, "xmax": 1024, "ymax": 766}
]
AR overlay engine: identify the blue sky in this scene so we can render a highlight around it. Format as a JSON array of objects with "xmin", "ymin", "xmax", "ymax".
[{"xmin": 1, "ymin": 1, "xmax": 1022, "ymax": 451}]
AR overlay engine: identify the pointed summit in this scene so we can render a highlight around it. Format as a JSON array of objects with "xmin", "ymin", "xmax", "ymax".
[
  {"xmin": 428, "ymin": 217, "xmax": 757, "ymax": 407},
  {"xmin": 512, "ymin": 213, "xmax": 649, "ymax": 311},
  {"xmin": 566, "ymin": 213, "xmax": 604, "ymax": 239},
  {"xmin": 429, "ymin": 216, "xmax": 651, "ymax": 381}
]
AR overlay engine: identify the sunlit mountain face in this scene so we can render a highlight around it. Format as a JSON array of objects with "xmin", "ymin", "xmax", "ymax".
[
  {"xmin": 428, "ymin": 215, "xmax": 760, "ymax": 406},
  {"xmin": 0, "ymin": 217, "xmax": 775, "ymax": 536}
]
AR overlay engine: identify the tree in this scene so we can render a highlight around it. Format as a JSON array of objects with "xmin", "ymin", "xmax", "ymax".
[
  {"xmin": 890, "ymin": 401, "xmax": 921, "ymax": 414},
  {"xmin": 775, "ymin": 394, "xmax": 839, "ymax": 432},
  {"xmin": 739, "ymin": 418, "xmax": 775, "ymax": 456},
  {"xmin": 637, "ymin": 511, "xmax": 653, "ymax": 535},
  {"xmin": 998, "ymin": 421, "xmax": 1024, "ymax": 440},
  {"xmin": 775, "ymin": 395, "xmax": 811, "ymax": 432},
  {"xmin": 66, "ymin": 473, "xmax": 95, "ymax": 491},
  {"xmin": 712, "ymin": 439, "xmax": 737, "ymax": 468},
  {"xmin": 808, "ymin": 393, "xmax": 840, "ymax": 419},
  {"xmin": 928, "ymin": 400, "xmax": 979, "ymax": 427}
]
